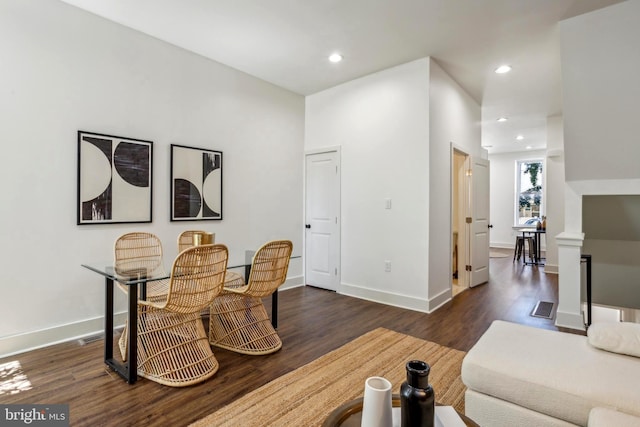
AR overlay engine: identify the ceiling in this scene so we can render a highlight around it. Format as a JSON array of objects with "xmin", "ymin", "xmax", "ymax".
[{"xmin": 59, "ymin": 0, "xmax": 624, "ymax": 154}]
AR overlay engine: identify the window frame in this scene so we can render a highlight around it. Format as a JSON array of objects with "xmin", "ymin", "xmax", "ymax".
[{"xmin": 514, "ymin": 158, "xmax": 545, "ymax": 227}]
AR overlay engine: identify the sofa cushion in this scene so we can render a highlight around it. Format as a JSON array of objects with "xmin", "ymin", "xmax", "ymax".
[
  {"xmin": 588, "ymin": 407, "xmax": 640, "ymax": 427},
  {"xmin": 462, "ymin": 320, "xmax": 640, "ymax": 426},
  {"xmin": 588, "ymin": 322, "xmax": 640, "ymax": 358}
]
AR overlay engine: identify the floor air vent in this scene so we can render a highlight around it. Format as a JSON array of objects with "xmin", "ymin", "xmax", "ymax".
[
  {"xmin": 78, "ymin": 327, "xmax": 122, "ymax": 346},
  {"xmin": 78, "ymin": 334, "xmax": 103, "ymax": 346},
  {"xmin": 531, "ymin": 301, "xmax": 554, "ymax": 319}
]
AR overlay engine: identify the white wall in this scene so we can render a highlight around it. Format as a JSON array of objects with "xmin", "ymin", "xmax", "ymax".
[
  {"xmin": 583, "ymin": 195, "xmax": 640, "ymax": 309},
  {"xmin": 428, "ymin": 59, "xmax": 481, "ymax": 309},
  {"xmin": 305, "ymin": 59, "xmax": 431, "ymax": 311},
  {"xmin": 557, "ymin": 0, "xmax": 640, "ymax": 330},
  {"xmin": 0, "ymin": 0, "xmax": 304, "ymax": 356},
  {"xmin": 305, "ymin": 57, "xmax": 481, "ymax": 312},
  {"xmin": 544, "ymin": 116, "xmax": 565, "ymax": 273},
  {"xmin": 561, "ymin": 0, "xmax": 640, "ymax": 182}
]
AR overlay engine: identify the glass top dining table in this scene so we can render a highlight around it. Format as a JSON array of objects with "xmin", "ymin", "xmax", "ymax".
[{"xmin": 82, "ymin": 251, "xmax": 298, "ymax": 384}]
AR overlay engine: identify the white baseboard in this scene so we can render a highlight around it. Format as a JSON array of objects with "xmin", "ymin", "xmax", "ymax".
[
  {"xmin": 427, "ymin": 288, "xmax": 452, "ymax": 312},
  {"xmin": 555, "ymin": 310, "xmax": 586, "ymax": 331},
  {"xmin": 544, "ymin": 263, "xmax": 559, "ymax": 274},
  {"xmin": 339, "ymin": 282, "xmax": 431, "ymax": 314},
  {"xmin": 1, "ymin": 274, "xmax": 305, "ymax": 359},
  {"xmin": 0, "ymin": 312, "xmax": 128, "ymax": 359},
  {"xmin": 281, "ymin": 275, "xmax": 304, "ymax": 291},
  {"xmin": 491, "ymin": 242, "xmax": 515, "ymax": 249}
]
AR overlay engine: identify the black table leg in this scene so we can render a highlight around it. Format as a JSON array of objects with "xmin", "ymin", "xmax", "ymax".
[
  {"xmin": 105, "ymin": 277, "xmax": 114, "ymax": 362},
  {"xmin": 245, "ymin": 261, "xmax": 278, "ymax": 328},
  {"xmin": 127, "ymin": 283, "xmax": 138, "ymax": 384},
  {"xmin": 272, "ymin": 291, "xmax": 278, "ymax": 329},
  {"xmin": 103, "ymin": 278, "xmax": 138, "ymax": 384}
]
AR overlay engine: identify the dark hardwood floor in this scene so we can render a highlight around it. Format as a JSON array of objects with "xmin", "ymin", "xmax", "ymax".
[{"xmin": 1, "ymin": 251, "xmax": 565, "ymax": 426}]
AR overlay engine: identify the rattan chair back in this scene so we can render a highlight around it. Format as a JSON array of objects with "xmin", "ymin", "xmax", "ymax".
[
  {"xmin": 114, "ymin": 232, "xmax": 165, "ymax": 277},
  {"xmin": 245, "ymin": 240, "xmax": 293, "ymax": 298},
  {"xmin": 164, "ymin": 244, "xmax": 228, "ymax": 313}
]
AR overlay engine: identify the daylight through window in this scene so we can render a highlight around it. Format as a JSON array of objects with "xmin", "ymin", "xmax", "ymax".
[{"xmin": 516, "ymin": 160, "xmax": 544, "ymax": 226}]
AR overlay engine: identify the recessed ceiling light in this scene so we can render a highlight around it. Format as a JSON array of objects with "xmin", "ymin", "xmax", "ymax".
[
  {"xmin": 328, "ymin": 53, "xmax": 343, "ymax": 63},
  {"xmin": 497, "ymin": 117, "xmax": 508, "ymax": 122},
  {"xmin": 516, "ymin": 135, "xmax": 524, "ymax": 141},
  {"xmin": 495, "ymin": 65, "xmax": 512, "ymax": 74},
  {"xmin": 526, "ymin": 146, "xmax": 533, "ymax": 150}
]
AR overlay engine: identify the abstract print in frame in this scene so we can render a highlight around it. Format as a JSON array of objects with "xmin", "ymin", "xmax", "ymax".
[
  {"xmin": 170, "ymin": 144, "xmax": 223, "ymax": 221},
  {"xmin": 77, "ymin": 131, "xmax": 153, "ymax": 225}
]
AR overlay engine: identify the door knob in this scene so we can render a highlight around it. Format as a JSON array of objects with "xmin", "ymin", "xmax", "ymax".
[
  {"xmin": 305, "ymin": 224, "xmax": 311, "ymax": 229},
  {"xmin": 488, "ymin": 224, "xmax": 494, "ymax": 228}
]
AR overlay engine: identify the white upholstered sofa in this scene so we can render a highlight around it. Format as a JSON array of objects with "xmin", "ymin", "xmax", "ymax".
[{"xmin": 461, "ymin": 320, "xmax": 640, "ymax": 427}]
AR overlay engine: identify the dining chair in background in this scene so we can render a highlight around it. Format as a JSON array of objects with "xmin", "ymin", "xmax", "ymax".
[
  {"xmin": 114, "ymin": 232, "xmax": 169, "ymax": 297},
  {"xmin": 209, "ymin": 240, "xmax": 293, "ymax": 355},
  {"xmin": 119, "ymin": 243, "xmax": 229, "ymax": 387},
  {"xmin": 513, "ymin": 235, "xmax": 535, "ymax": 263}
]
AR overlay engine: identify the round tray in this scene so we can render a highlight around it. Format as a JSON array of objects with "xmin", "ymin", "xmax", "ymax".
[
  {"xmin": 322, "ymin": 395, "xmax": 478, "ymax": 427},
  {"xmin": 322, "ymin": 395, "xmax": 401, "ymax": 427}
]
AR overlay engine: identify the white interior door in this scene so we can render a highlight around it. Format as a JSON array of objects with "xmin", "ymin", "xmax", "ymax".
[
  {"xmin": 469, "ymin": 156, "xmax": 490, "ymax": 287},
  {"xmin": 305, "ymin": 150, "xmax": 340, "ymax": 291},
  {"xmin": 453, "ymin": 149, "xmax": 468, "ymax": 288}
]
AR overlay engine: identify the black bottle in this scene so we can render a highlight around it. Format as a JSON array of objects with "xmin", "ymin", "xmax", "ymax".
[{"xmin": 400, "ymin": 360, "xmax": 435, "ymax": 427}]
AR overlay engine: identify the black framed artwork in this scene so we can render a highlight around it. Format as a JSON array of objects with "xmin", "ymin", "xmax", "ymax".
[
  {"xmin": 77, "ymin": 131, "xmax": 153, "ymax": 225},
  {"xmin": 170, "ymin": 144, "xmax": 223, "ymax": 221}
]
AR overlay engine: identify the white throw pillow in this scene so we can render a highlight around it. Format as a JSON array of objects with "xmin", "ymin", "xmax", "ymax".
[{"xmin": 587, "ymin": 322, "xmax": 640, "ymax": 358}]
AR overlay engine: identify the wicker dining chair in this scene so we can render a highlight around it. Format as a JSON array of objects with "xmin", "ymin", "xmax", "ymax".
[
  {"xmin": 209, "ymin": 240, "xmax": 293, "ymax": 355},
  {"xmin": 177, "ymin": 229, "xmax": 243, "ymax": 290},
  {"xmin": 119, "ymin": 244, "xmax": 229, "ymax": 387},
  {"xmin": 114, "ymin": 232, "xmax": 169, "ymax": 297}
]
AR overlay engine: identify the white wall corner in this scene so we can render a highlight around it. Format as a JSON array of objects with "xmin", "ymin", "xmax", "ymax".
[
  {"xmin": 339, "ymin": 282, "xmax": 429, "ymax": 314},
  {"xmin": 557, "ymin": 233, "xmax": 585, "ymax": 331},
  {"xmin": 427, "ymin": 288, "xmax": 452, "ymax": 313},
  {"xmin": 564, "ymin": 183, "xmax": 583, "ymax": 233}
]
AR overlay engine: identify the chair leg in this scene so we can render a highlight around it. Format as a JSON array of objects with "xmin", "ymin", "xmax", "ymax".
[
  {"xmin": 513, "ymin": 238, "xmax": 522, "ymax": 262},
  {"xmin": 527, "ymin": 238, "xmax": 535, "ymax": 263},
  {"xmin": 209, "ymin": 293, "xmax": 282, "ymax": 355}
]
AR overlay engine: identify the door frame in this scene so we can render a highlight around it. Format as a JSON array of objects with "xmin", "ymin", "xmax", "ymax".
[
  {"xmin": 451, "ymin": 144, "xmax": 470, "ymax": 290},
  {"xmin": 304, "ymin": 146, "xmax": 341, "ymax": 291}
]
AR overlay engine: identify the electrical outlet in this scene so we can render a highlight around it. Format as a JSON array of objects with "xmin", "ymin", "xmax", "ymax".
[
  {"xmin": 385, "ymin": 198, "xmax": 392, "ymax": 209},
  {"xmin": 385, "ymin": 260, "xmax": 391, "ymax": 272}
]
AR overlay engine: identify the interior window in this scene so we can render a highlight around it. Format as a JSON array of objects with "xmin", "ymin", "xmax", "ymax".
[{"xmin": 516, "ymin": 160, "xmax": 544, "ymax": 226}]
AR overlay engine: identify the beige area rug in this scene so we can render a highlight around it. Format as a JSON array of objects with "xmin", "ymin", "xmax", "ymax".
[{"xmin": 191, "ymin": 328, "xmax": 467, "ymax": 427}]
